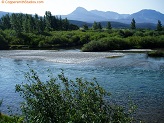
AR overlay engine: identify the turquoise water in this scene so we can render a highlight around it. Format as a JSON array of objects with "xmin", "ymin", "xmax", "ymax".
[{"xmin": 0, "ymin": 51, "xmax": 164, "ymax": 122}]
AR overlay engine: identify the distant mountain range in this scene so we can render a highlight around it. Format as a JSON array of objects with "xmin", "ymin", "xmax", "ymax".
[
  {"xmin": 0, "ymin": 7, "xmax": 163, "ymax": 29},
  {"xmin": 61, "ymin": 7, "xmax": 164, "ymax": 24},
  {"xmin": 0, "ymin": 11, "xmax": 10, "ymax": 17}
]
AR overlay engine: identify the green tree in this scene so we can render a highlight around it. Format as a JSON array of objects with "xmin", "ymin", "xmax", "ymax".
[
  {"xmin": 45, "ymin": 11, "xmax": 52, "ymax": 31},
  {"xmin": 38, "ymin": 17, "xmax": 45, "ymax": 33},
  {"xmin": 98, "ymin": 22, "xmax": 102, "ymax": 30},
  {"xmin": 131, "ymin": 18, "xmax": 136, "ymax": 30},
  {"xmin": 83, "ymin": 24, "xmax": 88, "ymax": 30},
  {"xmin": 69, "ymin": 24, "xmax": 79, "ymax": 30},
  {"xmin": 22, "ymin": 14, "xmax": 29, "ymax": 33},
  {"xmin": 10, "ymin": 13, "xmax": 22, "ymax": 34},
  {"xmin": 15, "ymin": 69, "xmax": 134, "ymax": 123},
  {"xmin": 0, "ymin": 31, "xmax": 8, "ymax": 49},
  {"xmin": 157, "ymin": 20, "xmax": 162, "ymax": 31},
  {"xmin": 62, "ymin": 18, "xmax": 69, "ymax": 31},
  {"xmin": 92, "ymin": 21, "xmax": 98, "ymax": 30},
  {"xmin": 0, "ymin": 14, "xmax": 11, "ymax": 30},
  {"xmin": 106, "ymin": 22, "xmax": 112, "ymax": 30}
]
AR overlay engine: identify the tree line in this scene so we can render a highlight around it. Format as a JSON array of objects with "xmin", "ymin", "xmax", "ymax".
[
  {"xmin": 88, "ymin": 18, "xmax": 163, "ymax": 31},
  {"xmin": 0, "ymin": 11, "xmax": 79, "ymax": 34}
]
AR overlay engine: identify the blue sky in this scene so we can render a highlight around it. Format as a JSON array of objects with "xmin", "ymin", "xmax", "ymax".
[{"xmin": 0, "ymin": 0, "xmax": 163, "ymax": 15}]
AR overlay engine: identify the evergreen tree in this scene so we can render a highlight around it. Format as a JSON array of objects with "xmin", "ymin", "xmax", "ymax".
[
  {"xmin": 69, "ymin": 24, "xmax": 79, "ymax": 30},
  {"xmin": 98, "ymin": 22, "xmax": 102, "ymax": 30},
  {"xmin": 157, "ymin": 20, "xmax": 162, "ymax": 31},
  {"xmin": 39, "ymin": 17, "xmax": 45, "ymax": 33},
  {"xmin": 45, "ymin": 11, "xmax": 52, "ymax": 31},
  {"xmin": 28, "ymin": 15, "xmax": 35, "ymax": 32},
  {"xmin": 10, "ymin": 13, "xmax": 22, "ymax": 34},
  {"xmin": 0, "ymin": 14, "xmax": 11, "ymax": 30},
  {"xmin": 62, "ymin": 18, "xmax": 69, "ymax": 31},
  {"xmin": 58, "ymin": 16, "xmax": 63, "ymax": 30},
  {"xmin": 22, "ymin": 14, "xmax": 29, "ymax": 33},
  {"xmin": 92, "ymin": 21, "xmax": 98, "ymax": 30},
  {"xmin": 83, "ymin": 24, "xmax": 88, "ymax": 30},
  {"xmin": 131, "ymin": 18, "xmax": 136, "ymax": 30},
  {"xmin": 107, "ymin": 22, "xmax": 112, "ymax": 30}
]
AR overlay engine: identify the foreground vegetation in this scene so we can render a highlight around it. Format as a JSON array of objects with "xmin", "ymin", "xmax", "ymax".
[{"xmin": 1, "ymin": 69, "xmax": 135, "ymax": 123}]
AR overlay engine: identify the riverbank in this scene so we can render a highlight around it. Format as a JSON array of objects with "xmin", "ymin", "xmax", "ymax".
[{"xmin": 1, "ymin": 29, "xmax": 164, "ymax": 51}]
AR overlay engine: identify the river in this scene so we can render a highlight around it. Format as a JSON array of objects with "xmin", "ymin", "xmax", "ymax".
[{"xmin": 0, "ymin": 50, "xmax": 164, "ymax": 122}]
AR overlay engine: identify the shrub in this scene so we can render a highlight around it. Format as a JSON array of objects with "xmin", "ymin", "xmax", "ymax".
[
  {"xmin": 82, "ymin": 40, "xmax": 108, "ymax": 52},
  {"xmin": 82, "ymin": 37, "xmax": 129, "ymax": 52},
  {"xmin": 15, "ymin": 69, "xmax": 133, "ymax": 123}
]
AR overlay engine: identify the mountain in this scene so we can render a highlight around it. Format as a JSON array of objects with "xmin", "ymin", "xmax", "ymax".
[
  {"xmin": 126, "ymin": 9, "xmax": 164, "ymax": 23},
  {"xmin": 90, "ymin": 10, "xmax": 129, "ymax": 20},
  {"xmin": 61, "ymin": 7, "xmax": 164, "ymax": 24},
  {"xmin": 61, "ymin": 7, "xmax": 107, "ymax": 22},
  {"xmin": 0, "ymin": 11, "xmax": 10, "ymax": 18},
  {"xmin": 0, "ymin": 8, "xmax": 162, "ymax": 29}
]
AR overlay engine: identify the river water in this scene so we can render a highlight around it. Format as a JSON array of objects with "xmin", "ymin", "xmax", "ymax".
[{"xmin": 0, "ymin": 50, "xmax": 164, "ymax": 122}]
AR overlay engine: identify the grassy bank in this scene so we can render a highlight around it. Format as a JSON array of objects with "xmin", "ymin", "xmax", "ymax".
[
  {"xmin": 0, "ymin": 29, "xmax": 164, "ymax": 51},
  {"xmin": 147, "ymin": 50, "xmax": 164, "ymax": 57}
]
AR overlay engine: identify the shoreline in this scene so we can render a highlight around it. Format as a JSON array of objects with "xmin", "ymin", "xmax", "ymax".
[{"xmin": 0, "ymin": 50, "xmax": 125, "ymax": 64}]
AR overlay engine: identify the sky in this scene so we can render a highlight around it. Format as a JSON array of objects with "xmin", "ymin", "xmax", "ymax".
[{"xmin": 0, "ymin": 0, "xmax": 163, "ymax": 16}]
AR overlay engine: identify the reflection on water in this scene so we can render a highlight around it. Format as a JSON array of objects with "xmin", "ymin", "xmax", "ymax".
[{"xmin": 0, "ymin": 51, "xmax": 164, "ymax": 123}]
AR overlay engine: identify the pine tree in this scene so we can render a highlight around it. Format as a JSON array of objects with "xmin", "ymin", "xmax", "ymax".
[
  {"xmin": 0, "ymin": 14, "xmax": 11, "ymax": 29},
  {"xmin": 92, "ymin": 21, "xmax": 98, "ymax": 30},
  {"xmin": 62, "ymin": 18, "xmax": 69, "ymax": 31},
  {"xmin": 98, "ymin": 22, "xmax": 102, "ymax": 30},
  {"xmin": 131, "ymin": 18, "xmax": 136, "ymax": 30},
  {"xmin": 22, "ymin": 14, "xmax": 29, "ymax": 33},
  {"xmin": 10, "ymin": 13, "xmax": 22, "ymax": 34},
  {"xmin": 107, "ymin": 22, "xmax": 112, "ymax": 30},
  {"xmin": 157, "ymin": 20, "xmax": 162, "ymax": 31},
  {"xmin": 45, "ymin": 11, "xmax": 52, "ymax": 31},
  {"xmin": 83, "ymin": 24, "xmax": 88, "ymax": 30}
]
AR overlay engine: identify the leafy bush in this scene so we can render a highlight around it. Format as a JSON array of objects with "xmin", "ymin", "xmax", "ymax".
[
  {"xmin": 15, "ymin": 69, "xmax": 133, "ymax": 123},
  {"xmin": 82, "ymin": 37, "xmax": 130, "ymax": 52}
]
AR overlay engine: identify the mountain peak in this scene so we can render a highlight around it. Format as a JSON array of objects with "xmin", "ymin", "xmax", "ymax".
[
  {"xmin": 74, "ymin": 7, "xmax": 88, "ymax": 13},
  {"xmin": 136, "ymin": 9, "xmax": 162, "ymax": 15}
]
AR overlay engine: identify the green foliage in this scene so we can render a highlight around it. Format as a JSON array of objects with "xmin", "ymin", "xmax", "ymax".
[
  {"xmin": 15, "ymin": 69, "xmax": 133, "ymax": 123},
  {"xmin": 83, "ymin": 24, "xmax": 89, "ymax": 30},
  {"xmin": 0, "ymin": 114, "xmax": 23, "ymax": 123},
  {"xmin": 119, "ymin": 30, "xmax": 134, "ymax": 38},
  {"xmin": 0, "ymin": 11, "xmax": 79, "ymax": 34},
  {"xmin": 0, "ymin": 100, "xmax": 23, "ymax": 123},
  {"xmin": 0, "ymin": 25, "xmax": 164, "ymax": 50},
  {"xmin": 0, "ymin": 30, "xmax": 9, "ymax": 49},
  {"xmin": 92, "ymin": 21, "xmax": 102, "ymax": 30},
  {"xmin": 82, "ymin": 37, "xmax": 130, "ymax": 52},
  {"xmin": 130, "ymin": 18, "xmax": 136, "ymax": 30},
  {"xmin": 156, "ymin": 20, "xmax": 163, "ymax": 31},
  {"xmin": 106, "ymin": 22, "xmax": 112, "ymax": 30}
]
